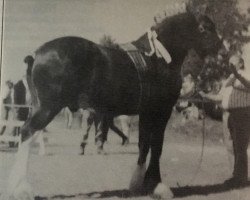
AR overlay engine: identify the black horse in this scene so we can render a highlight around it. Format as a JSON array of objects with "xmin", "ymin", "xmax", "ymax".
[
  {"xmin": 80, "ymin": 110, "xmax": 129, "ymax": 155},
  {"xmin": 7, "ymin": 8, "xmax": 221, "ymax": 200}
]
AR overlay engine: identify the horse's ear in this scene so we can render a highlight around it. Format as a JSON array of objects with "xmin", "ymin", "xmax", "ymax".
[
  {"xmin": 194, "ymin": 4, "xmax": 207, "ymax": 20},
  {"xmin": 186, "ymin": 2, "xmax": 207, "ymax": 21},
  {"xmin": 186, "ymin": 1, "xmax": 194, "ymax": 14}
]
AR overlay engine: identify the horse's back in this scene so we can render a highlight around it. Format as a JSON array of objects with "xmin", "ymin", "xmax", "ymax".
[{"xmin": 32, "ymin": 36, "xmax": 141, "ymax": 114}]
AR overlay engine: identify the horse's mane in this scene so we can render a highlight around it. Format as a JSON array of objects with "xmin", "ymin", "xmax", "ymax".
[
  {"xmin": 152, "ymin": 2, "xmax": 188, "ymax": 30},
  {"xmin": 99, "ymin": 35, "xmax": 120, "ymax": 49}
]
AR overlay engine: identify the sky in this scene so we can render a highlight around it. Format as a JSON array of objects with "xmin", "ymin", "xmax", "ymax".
[
  {"xmin": 1, "ymin": 0, "xmax": 180, "ymax": 83},
  {"xmin": 1, "ymin": 0, "xmax": 249, "ymax": 84}
]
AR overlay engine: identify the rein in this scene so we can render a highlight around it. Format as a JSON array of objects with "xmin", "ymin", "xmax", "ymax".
[
  {"xmin": 178, "ymin": 66, "xmax": 209, "ymax": 185},
  {"xmin": 188, "ymin": 99, "xmax": 206, "ymax": 184}
]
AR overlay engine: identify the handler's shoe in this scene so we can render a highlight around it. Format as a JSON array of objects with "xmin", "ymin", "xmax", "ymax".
[{"xmin": 224, "ymin": 177, "xmax": 248, "ymax": 188}]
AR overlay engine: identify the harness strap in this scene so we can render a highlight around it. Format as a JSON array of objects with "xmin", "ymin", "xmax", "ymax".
[{"xmin": 120, "ymin": 43, "xmax": 150, "ymax": 111}]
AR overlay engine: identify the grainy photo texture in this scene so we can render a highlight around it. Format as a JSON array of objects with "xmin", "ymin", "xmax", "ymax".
[{"xmin": 0, "ymin": 0, "xmax": 250, "ymax": 200}]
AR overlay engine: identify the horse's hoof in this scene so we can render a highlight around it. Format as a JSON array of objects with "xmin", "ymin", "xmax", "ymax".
[
  {"xmin": 129, "ymin": 164, "xmax": 146, "ymax": 193},
  {"xmin": 7, "ymin": 180, "xmax": 34, "ymax": 200},
  {"xmin": 96, "ymin": 141, "xmax": 106, "ymax": 155},
  {"xmin": 152, "ymin": 183, "xmax": 173, "ymax": 199},
  {"xmin": 80, "ymin": 142, "xmax": 87, "ymax": 154},
  {"xmin": 97, "ymin": 148, "xmax": 107, "ymax": 155}
]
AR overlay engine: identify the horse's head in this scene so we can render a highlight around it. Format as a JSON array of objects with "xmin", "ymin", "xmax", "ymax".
[
  {"xmin": 153, "ymin": 6, "xmax": 222, "ymax": 62},
  {"xmin": 192, "ymin": 15, "xmax": 222, "ymax": 58}
]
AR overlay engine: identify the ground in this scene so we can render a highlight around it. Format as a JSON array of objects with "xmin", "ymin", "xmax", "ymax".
[{"xmin": 0, "ymin": 111, "xmax": 250, "ymax": 200}]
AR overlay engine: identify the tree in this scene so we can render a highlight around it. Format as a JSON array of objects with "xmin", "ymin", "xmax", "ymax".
[
  {"xmin": 182, "ymin": 0, "xmax": 250, "ymax": 88},
  {"xmin": 190, "ymin": 0, "xmax": 250, "ymax": 53}
]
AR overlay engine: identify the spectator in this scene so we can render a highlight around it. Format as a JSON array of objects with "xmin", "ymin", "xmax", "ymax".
[{"xmin": 0, "ymin": 80, "xmax": 14, "ymax": 135}]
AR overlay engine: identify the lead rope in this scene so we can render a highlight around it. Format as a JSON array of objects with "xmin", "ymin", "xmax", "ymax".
[
  {"xmin": 188, "ymin": 98, "xmax": 206, "ymax": 185},
  {"xmin": 188, "ymin": 71, "xmax": 207, "ymax": 185},
  {"xmin": 177, "ymin": 71, "xmax": 207, "ymax": 187}
]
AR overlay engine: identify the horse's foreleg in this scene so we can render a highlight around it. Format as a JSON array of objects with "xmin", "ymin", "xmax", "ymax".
[
  {"xmin": 144, "ymin": 110, "xmax": 173, "ymax": 199},
  {"xmin": 119, "ymin": 115, "xmax": 131, "ymax": 143},
  {"xmin": 129, "ymin": 111, "xmax": 151, "ymax": 193},
  {"xmin": 6, "ymin": 106, "xmax": 61, "ymax": 200}
]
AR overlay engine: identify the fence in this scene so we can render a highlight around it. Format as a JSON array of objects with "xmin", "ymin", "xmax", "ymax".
[
  {"xmin": 0, "ymin": 104, "xmax": 31, "ymax": 147},
  {"xmin": 0, "ymin": 98, "xmax": 214, "ymax": 147}
]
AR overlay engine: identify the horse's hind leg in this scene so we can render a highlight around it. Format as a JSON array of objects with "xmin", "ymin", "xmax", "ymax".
[
  {"xmin": 6, "ymin": 105, "xmax": 61, "ymax": 200},
  {"xmin": 94, "ymin": 114, "xmax": 100, "ymax": 144},
  {"xmin": 80, "ymin": 109, "xmax": 94, "ymax": 155},
  {"xmin": 95, "ymin": 114, "xmax": 109, "ymax": 154}
]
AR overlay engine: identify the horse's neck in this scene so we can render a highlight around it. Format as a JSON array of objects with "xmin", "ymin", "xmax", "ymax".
[
  {"xmin": 155, "ymin": 12, "xmax": 196, "ymax": 64},
  {"xmin": 133, "ymin": 14, "xmax": 195, "ymax": 71}
]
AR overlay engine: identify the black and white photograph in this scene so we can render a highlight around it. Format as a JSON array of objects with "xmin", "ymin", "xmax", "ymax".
[{"xmin": 0, "ymin": 0, "xmax": 250, "ymax": 199}]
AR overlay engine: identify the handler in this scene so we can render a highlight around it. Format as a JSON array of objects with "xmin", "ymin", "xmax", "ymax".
[{"xmin": 200, "ymin": 50, "xmax": 250, "ymax": 187}]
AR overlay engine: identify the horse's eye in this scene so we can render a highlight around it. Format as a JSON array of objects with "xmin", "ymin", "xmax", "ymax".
[{"xmin": 198, "ymin": 25, "xmax": 205, "ymax": 33}]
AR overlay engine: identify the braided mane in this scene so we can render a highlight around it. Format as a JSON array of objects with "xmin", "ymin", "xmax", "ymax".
[{"xmin": 153, "ymin": 2, "xmax": 187, "ymax": 25}]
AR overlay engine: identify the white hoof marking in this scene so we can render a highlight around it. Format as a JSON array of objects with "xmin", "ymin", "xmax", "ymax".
[
  {"xmin": 7, "ymin": 180, "xmax": 34, "ymax": 200},
  {"xmin": 153, "ymin": 183, "xmax": 173, "ymax": 199},
  {"xmin": 129, "ymin": 163, "xmax": 146, "ymax": 192}
]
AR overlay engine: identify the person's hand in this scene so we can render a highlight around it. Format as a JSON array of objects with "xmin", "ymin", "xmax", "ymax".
[{"xmin": 199, "ymin": 91, "xmax": 207, "ymax": 98}]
